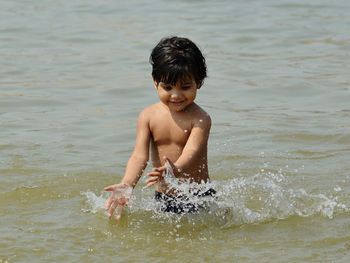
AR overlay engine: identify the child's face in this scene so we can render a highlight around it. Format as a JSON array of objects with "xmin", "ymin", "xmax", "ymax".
[{"xmin": 154, "ymin": 77, "xmax": 198, "ymax": 112}]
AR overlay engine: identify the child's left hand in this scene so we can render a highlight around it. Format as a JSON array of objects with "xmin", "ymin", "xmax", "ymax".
[
  {"xmin": 145, "ymin": 157, "xmax": 177, "ymax": 188},
  {"xmin": 145, "ymin": 166, "xmax": 167, "ymax": 188}
]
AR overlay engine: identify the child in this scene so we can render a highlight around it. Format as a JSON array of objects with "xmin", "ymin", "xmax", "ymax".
[{"xmin": 104, "ymin": 36, "xmax": 215, "ymax": 218}]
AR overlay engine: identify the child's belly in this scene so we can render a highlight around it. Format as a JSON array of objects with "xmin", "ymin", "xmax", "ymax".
[{"xmin": 150, "ymin": 143, "xmax": 183, "ymax": 166}]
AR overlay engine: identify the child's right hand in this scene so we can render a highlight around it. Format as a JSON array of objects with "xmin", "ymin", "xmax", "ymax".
[{"xmin": 103, "ymin": 183, "xmax": 133, "ymax": 221}]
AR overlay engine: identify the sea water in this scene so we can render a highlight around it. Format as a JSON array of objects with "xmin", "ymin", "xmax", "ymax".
[{"xmin": 1, "ymin": 0, "xmax": 350, "ymax": 262}]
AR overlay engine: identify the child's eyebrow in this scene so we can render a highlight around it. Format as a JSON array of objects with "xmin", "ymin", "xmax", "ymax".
[
  {"xmin": 181, "ymin": 82, "xmax": 193, "ymax": 86},
  {"xmin": 159, "ymin": 81, "xmax": 193, "ymax": 86}
]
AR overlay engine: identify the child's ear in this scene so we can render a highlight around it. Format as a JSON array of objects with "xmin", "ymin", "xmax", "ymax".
[{"xmin": 153, "ymin": 80, "xmax": 159, "ymax": 89}]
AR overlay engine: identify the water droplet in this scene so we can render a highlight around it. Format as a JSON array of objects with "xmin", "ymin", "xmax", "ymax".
[{"xmin": 334, "ymin": 185, "xmax": 342, "ymax": 192}]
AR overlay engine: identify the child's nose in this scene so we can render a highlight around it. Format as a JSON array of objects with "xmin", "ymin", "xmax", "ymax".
[{"xmin": 171, "ymin": 91, "xmax": 182, "ymax": 99}]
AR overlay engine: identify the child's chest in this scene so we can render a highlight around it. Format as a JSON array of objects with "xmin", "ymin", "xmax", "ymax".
[{"xmin": 149, "ymin": 113, "xmax": 193, "ymax": 145}]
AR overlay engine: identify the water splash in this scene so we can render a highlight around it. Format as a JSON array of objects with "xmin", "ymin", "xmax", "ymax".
[
  {"xmin": 208, "ymin": 172, "xmax": 345, "ymax": 227},
  {"xmin": 81, "ymin": 191, "xmax": 106, "ymax": 214},
  {"xmin": 82, "ymin": 168, "xmax": 347, "ymax": 226}
]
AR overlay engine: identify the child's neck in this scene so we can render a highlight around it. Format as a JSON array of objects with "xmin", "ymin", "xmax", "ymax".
[{"xmin": 160, "ymin": 102, "xmax": 196, "ymax": 113}]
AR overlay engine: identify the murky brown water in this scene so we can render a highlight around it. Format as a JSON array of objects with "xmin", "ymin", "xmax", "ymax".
[{"xmin": 1, "ymin": 0, "xmax": 350, "ymax": 262}]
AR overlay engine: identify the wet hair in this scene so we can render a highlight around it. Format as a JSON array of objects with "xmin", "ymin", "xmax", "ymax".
[{"xmin": 149, "ymin": 36, "xmax": 207, "ymax": 88}]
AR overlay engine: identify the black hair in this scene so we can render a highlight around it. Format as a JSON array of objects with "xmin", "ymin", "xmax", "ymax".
[{"xmin": 149, "ymin": 36, "xmax": 207, "ymax": 88}]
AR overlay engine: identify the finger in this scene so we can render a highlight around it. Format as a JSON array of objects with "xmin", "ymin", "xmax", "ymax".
[
  {"xmin": 147, "ymin": 176, "xmax": 158, "ymax": 182},
  {"xmin": 106, "ymin": 201, "xmax": 115, "ymax": 217},
  {"xmin": 153, "ymin": 164, "xmax": 168, "ymax": 171},
  {"xmin": 147, "ymin": 171, "xmax": 161, "ymax": 177},
  {"xmin": 114, "ymin": 205, "xmax": 124, "ymax": 221},
  {"xmin": 143, "ymin": 176, "xmax": 159, "ymax": 189},
  {"xmin": 146, "ymin": 176, "xmax": 159, "ymax": 183},
  {"xmin": 103, "ymin": 185, "xmax": 116, "ymax": 192},
  {"xmin": 107, "ymin": 201, "xmax": 118, "ymax": 218},
  {"xmin": 104, "ymin": 196, "xmax": 113, "ymax": 210},
  {"xmin": 157, "ymin": 166, "xmax": 167, "ymax": 172}
]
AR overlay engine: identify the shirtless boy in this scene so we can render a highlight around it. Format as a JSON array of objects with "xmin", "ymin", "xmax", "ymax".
[{"xmin": 104, "ymin": 36, "xmax": 214, "ymax": 218}]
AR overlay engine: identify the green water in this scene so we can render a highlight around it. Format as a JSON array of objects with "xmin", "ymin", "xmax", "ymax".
[{"xmin": 1, "ymin": 0, "xmax": 350, "ymax": 262}]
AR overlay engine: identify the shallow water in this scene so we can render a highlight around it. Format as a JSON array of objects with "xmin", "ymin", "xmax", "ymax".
[{"xmin": 1, "ymin": 0, "xmax": 350, "ymax": 262}]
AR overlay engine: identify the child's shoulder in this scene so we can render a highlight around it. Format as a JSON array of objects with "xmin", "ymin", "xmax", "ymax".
[
  {"xmin": 137, "ymin": 103, "xmax": 161, "ymax": 121},
  {"xmin": 139, "ymin": 103, "xmax": 160, "ymax": 116},
  {"xmin": 190, "ymin": 103, "xmax": 212, "ymax": 125}
]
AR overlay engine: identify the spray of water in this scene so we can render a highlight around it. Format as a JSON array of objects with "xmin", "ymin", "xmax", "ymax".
[{"xmin": 82, "ymin": 163, "xmax": 347, "ymax": 227}]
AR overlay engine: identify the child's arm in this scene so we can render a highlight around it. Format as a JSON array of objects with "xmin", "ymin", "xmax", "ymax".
[
  {"xmin": 146, "ymin": 114, "xmax": 211, "ymax": 187},
  {"xmin": 120, "ymin": 111, "xmax": 151, "ymax": 186},
  {"xmin": 104, "ymin": 110, "xmax": 151, "ymax": 218},
  {"xmin": 172, "ymin": 114, "xmax": 211, "ymax": 172}
]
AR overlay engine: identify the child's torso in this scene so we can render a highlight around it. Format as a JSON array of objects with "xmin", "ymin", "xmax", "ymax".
[{"xmin": 147, "ymin": 103, "xmax": 209, "ymax": 190}]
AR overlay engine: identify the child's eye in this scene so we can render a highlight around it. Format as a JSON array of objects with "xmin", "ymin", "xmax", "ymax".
[
  {"xmin": 181, "ymin": 86, "xmax": 192, "ymax": 91},
  {"xmin": 163, "ymin": 86, "xmax": 172, "ymax": 91}
]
